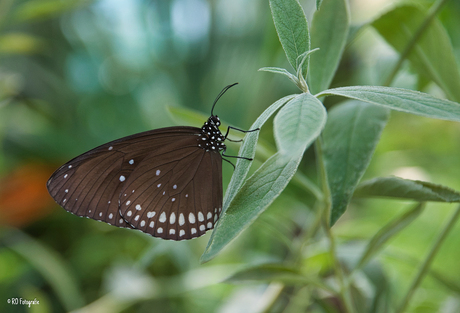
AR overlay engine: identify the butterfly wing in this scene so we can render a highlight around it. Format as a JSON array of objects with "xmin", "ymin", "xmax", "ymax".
[{"xmin": 47, "ymin": 126, "xmax": 223, "ymax": 240}]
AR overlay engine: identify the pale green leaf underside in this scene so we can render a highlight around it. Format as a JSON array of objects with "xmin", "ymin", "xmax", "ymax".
[
  {"xmin": 317, "ymin": 86, "xmax": 460, "ymax": 122},
  {"xmin": 354, "ymin": 177, "xmax": 460, "ymax": 202},
  {"xmin": 222, "ymin": 95, "xmax": 296, "ymax": 210},
  {"xmin": 202, "ymin": 93, "xmax": 327, "ymax": 262}
]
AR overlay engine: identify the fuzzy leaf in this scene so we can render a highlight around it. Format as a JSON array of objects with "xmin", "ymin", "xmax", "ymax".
[
  {"xmin": 269, "ymin": 0, "xmax": 310, "ymax": 77},
  {"xmin": 317, "ymin": 86, "xmax": 460, "ymax": 122},
  {"xmin": 322, "ymin": 101, "xmax": 389, "ymax": 225},
  {"xmin": 202, "ymin": 93, "xmax": 327, "ymax": 262},
  {"xmin": 354, "ymin": 177, "xmax": 460, "ymax": 202},
  {"xmin": 309, "ymin": 0, "xmax": 349, "ymax": 94}
]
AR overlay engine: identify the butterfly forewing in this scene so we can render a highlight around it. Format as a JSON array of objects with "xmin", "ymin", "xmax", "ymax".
[{"xmin": 47, "ymin": 126, "xmax": 224, "ymax": 240}]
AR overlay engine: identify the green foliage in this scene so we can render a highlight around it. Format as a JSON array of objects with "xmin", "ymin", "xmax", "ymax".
[
  {"xmin": 322, "ymin": 101, "xmax": 389, "ymax": 225},
  {"xmin": 355, "ymin": 177, "xmax": 460, "ymax": 202},
  {"xmin": 308, "ymin": 0, "xmax": 349, "ymax": 94},
  {"xmin": 202, "ymin": 93, "xmax": 327, "ymax": 262},
  {"xmin": 3, "ymin": 0, "xmax": 460, "ymax": 312},
  {"xmin": 269, "ymin": 0, "xmax": 310, "ymax": 77},
  {"xmin": 372, "ymin": 4, "xmax": 460, "ymax": 102}
]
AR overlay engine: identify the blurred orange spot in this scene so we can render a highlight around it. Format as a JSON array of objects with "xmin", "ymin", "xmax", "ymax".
[{"xmin": 0, "ymin": 164, "xmax": 56, "ymax": 227}]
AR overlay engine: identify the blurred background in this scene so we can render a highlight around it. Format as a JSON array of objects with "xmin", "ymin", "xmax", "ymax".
[{"xmin": 1, "ymin": 0, "xmax": 460, "ymax": 312}]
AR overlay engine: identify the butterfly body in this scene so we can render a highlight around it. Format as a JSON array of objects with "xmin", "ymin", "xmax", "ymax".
[{"xmin": 47, "ymin": 84, "xmax": 257, "ymax": 241}]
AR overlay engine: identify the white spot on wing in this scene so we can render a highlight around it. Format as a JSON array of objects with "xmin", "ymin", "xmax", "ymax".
[
  {"xmin": 173, "ymin": 184, "xmax": 177, "ymax": 189},
  {"xmin": 109, "ymin": 213, "xmax": 113, "ymax": 219},
  {"xmin": 126, "ymin": 200, "xmax": 131, "ymax": 205},
  {"xmin": 191, "ymin": 228, "xmax": 197, "ymax": 234},
  {"xmin": 159, "ymin": 212, "xmax": 166, "ymax": 223},
  {"xmin": 180, "ymin": 230, "xmax": 185, "ymax": 237},
  {"xmin": 64, "ymin": 174, "xmax": 68, "ymax": 179},
  {"xmin": 207, "ymin": 222, "xmax": 212, "ymax": 228},
  {"xmin": 157, "ymin": 183, "xmax": 161, "ymax": 188},
  {"xmin": 207, "ymin": 212, "xmax": 212, "ymax": 219},
  {"xmin": 147, "ymin": 211, "xmax": 155, "ymax": 218},
  {"xmin": 157, "ymin": 227, "xmax": 163, "ymax": 233},
  {"xmin": 135, "ymin": 204, "xmax": 142, "ymax": 210},
  {"xmin": 149, "ymin": 221, "xmax": 154, "ymax": 228},
  {"xmin": 108, "ymin": 146, "xmax": 113, "ymax": 150},
  {"xmin": 119, "ymin": 175, "xmax": 125, "ymax": 182},
  {"xmin": 140, "ymin": 220, "xmax": 145, "ymax": 227},
  {"xmin": 198, "ymin": 212, "xmax": 204, "ymax": 222},
  {"xmin": 179, "ymin": 213, "xmax": 185, "ymax": 226},
  {"xmin": 189, "ymin": 213, "xmax": 196, "ymax": 224},
  {"xmin": 156, "ymin": 169, "xmax": 160, "ymax": 176},
  {"xmin": 129, "ymin": 159, "xmax": 134, "ymax": 165},
  {"xmin": 127, "ymin": 210, "xmax": 132, "ymax": 217},
  {"xmin": 170, "ymin": 212, "xmax": 176, "ymax": 224},
  {"xmin": 169, "ymin": 229, "xmax": 175, "ymax": 235},
  {"xmin": 171, "ymin": 198, "xmax": 175, "ymax": 202},
  {"xmin": 134, "ymin": 215, "xmax": 140, "ymax": 221},
  {"xmin": 199, "ymin": 225, "xmax": 205, "ymax": 231}
]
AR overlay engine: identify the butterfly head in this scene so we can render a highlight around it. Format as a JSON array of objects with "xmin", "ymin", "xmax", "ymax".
[{"xmin": 210, "ymin": 115, "xmax": 221, "ymax": 127}]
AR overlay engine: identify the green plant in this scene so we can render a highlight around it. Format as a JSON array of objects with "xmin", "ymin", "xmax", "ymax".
[{"xmin": 199, "ymin": 0, "xmax": 460, "ymax": 312}]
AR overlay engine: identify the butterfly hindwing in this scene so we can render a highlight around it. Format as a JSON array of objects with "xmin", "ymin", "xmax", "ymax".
[
  {"xmin": 47, "ymin": 126, "xmax": 224, "ymax": 240},
  {"xmin": 118, "ymin": 145, "xmax": 223, "ymax": 240}
]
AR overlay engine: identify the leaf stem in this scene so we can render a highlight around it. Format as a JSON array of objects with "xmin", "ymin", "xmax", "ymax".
[
  {"xmin": 396, "ymin": 204, "xmax": 460, "ymax": 313},
  {"xmin": 383, "ymin": 0, "xmax": 450, "ymax": 86}
]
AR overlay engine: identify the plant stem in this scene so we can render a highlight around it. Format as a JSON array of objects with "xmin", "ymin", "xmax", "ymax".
[
  {"xmin": 315, "ymin": 139, "xmax": 355, "ymax": 313},
  {"xmin": 383, "ymin": 0, "xmax": 450, "ymax": 87},
  {"xmin": 396, "ymin": 204, "xmax": 460, "ymax": 313}
]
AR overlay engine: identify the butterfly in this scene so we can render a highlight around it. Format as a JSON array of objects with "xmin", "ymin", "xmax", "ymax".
[{"xmin": 47, "ymin": 83, "xmax": 258, "ymax": 240}]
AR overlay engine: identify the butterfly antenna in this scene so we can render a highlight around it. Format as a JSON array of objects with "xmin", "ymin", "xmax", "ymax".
[{"xmin": 211, "ymin": 83, "xmax": 238, "ymax": 116}]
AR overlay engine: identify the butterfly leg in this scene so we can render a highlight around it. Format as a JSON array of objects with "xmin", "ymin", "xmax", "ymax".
[
  {"xmin": 223, "ymin": 126, "xmax": 260, "ymax": 142},
  {"xmin": 222, "ymin": 146, "xmax": 253, "ymax": 161}
]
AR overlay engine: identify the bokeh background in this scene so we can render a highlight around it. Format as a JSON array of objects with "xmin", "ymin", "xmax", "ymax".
[{"xmin": 1, "ymin": 0, "xmax": 460, "ymax": 312}]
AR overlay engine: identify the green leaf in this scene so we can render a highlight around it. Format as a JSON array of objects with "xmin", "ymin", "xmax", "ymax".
[
  {"xmin": 274, "ymin": 93, "xmax": 328, "ymax": 156},
  {"xmin": 201, "ymin": 94, "xmax": 327, "ymax": 262},
  {"xmin": 372, "ymin": 5, "xmax": 460, "ymax": 102},
  {"xmin": 259, "ymin": 67, "xmax": 299, "ymax": 85},
  {"xmin": 317, "ymin": 86, "xmax": 460, "ymax": 122},
  {"xmin": 222, "ymin": 95, "xmax": 295, "ymax": 210},
  {"xmin": 356, "ymin": 203, "xmax": 424, "ymax": 270},
  {"xmin": 308, "ymin": 0, "xmax": 349, "ymax": 95},
  {"xmin": 316, "ymin": 0, "xmax": 324, "ymax": 10},
  {"xmin": 322, "ymin": 101, "xmax": 389, "ymax": 225},
  {"xmin": 225, "ymin": 263, "xmax": 334, "ymax": 291},
  {"xmin": 269, "ymin": 0, "xmax": 310, "ymax": 77},
  {"xmin": 354, "ymin": 177, "xmax": 460, "ymax": 202}
]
